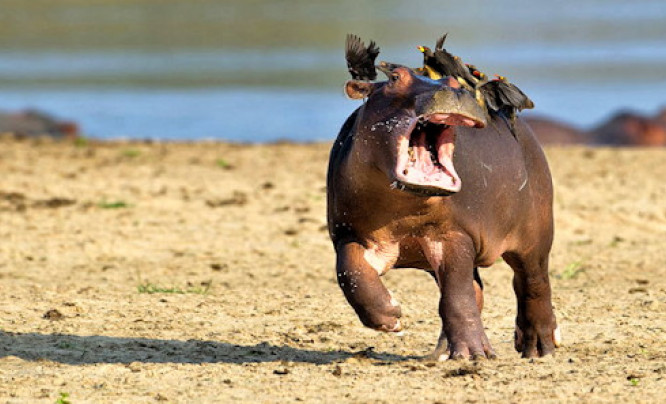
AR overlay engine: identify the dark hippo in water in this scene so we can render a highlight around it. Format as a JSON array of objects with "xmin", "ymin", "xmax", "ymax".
[
  {"xmin": 0, "ymin": 109, "xmax": 79, "ymax": 139},
  {"xmin": 590, "ymin": 110, "xmax": 666, "ymax": 146},
  {"xmin": 327, "ymin": 67, "xmax": 560, "ymax": 359},
  {"xmin": 524, "ymin": 108, "xmax": 666, "ymax": 147}
]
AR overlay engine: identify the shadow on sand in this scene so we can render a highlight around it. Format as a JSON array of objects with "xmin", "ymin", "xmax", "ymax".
[{"xmin": 0, "ymin": 331, "xmax": 417, "ymax": 365}]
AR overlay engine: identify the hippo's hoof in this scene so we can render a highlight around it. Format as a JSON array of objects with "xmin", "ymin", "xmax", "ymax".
[
  {"xmin": 514, "ymin": 324, "xmax": 561, "ymax": 358},
  {"xmin": 446, "ymin": 339, "xmax": 496, "ymax": 360},
  {"xmin": 355, "ymin": 289, "xmax": 403, "ymax": 333},
  {"xmin": 355, "ymin": 301, "xmax": 402, "ymax": 333},
  {"xmin": 361, "ymin": 314, "xmax": 402, "ymax": 333},
  {"xmin": 429, "ymin": 330, "xmax": 496, "ymax": 361},
  {"xmin": 428, "ymin": 347, "xmax": 497, "ymax": 362},
  {"xmin": 379, "ymin": 319, "xmax": 403, "ymax": 333}
]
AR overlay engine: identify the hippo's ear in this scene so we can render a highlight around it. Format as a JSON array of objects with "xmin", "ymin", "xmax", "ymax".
[{"xmin": 344, "ymin": 80, "xmax": 378, "ymax": 99}]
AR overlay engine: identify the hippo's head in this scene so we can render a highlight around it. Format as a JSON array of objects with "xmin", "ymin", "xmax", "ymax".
[{"xmin": 345, "ymin": 67, "xmax": 487, "ymax": 195}]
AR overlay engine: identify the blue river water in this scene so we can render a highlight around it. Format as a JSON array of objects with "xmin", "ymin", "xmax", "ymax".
[{"xmin": 0, "ymin": 0, "xmax": 664, "ymax": 141}]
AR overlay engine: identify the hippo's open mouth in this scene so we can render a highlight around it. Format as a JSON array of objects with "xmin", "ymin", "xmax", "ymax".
[{"xmin": 393, "ymin": 113, "xmax": 483, "ymax": 196}]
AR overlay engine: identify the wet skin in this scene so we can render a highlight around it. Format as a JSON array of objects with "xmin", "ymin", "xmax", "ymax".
[{"xmin": 327, "ymin": 68, "xmax": 559, "ymax": 359}]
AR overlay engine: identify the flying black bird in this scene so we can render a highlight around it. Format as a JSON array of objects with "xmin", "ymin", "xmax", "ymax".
[
  {"xmin": 345, "ymin": 34, "xmax": 380, "ymax": 81},
  {"xmin": 479, "ymin": 75, "xmax": 534, "ymax": 123}
]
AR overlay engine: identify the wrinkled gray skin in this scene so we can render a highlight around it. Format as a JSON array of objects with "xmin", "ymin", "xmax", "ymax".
[{"xmin": 327, "ymin": 68, "xmax": 559, "ymax": 359}]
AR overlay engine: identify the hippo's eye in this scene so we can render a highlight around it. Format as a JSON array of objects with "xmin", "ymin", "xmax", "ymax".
[{"xmin": 390, "ymin": 72, "xmax": 400, "ymax": 82}]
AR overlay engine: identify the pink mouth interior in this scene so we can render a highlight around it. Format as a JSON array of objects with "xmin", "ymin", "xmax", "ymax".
[{"xmin": 394, "ymin": 113, "xmax": 480, "ymax": 194}]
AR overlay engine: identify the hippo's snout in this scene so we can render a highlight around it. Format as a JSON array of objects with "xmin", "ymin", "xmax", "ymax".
[
  {"xmin": 344, "ymin": 67, "xmax": 488, "ymax": 196},
  {"xmin": 416, "ymin": 86, "xmax": 487, "ymax": 129},
  {"xmin": 376, "ymin": 82, "xmax": 488, "ymax": 196},
  {"xmin": 386, "ymin": 85, "xmax": 486, "ymax": 196}
]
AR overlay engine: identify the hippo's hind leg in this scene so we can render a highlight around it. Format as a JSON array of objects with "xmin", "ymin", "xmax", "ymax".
[
  {"xmin": 335, "ymin": 241, "xmax": 402, "ymax": 332},
  {"xmin": 503, "ymin": 251, "xmax": 561, "ymax": 358},
  {"xmin": 431, "ymin": 237, "xmax": 495, "ymax": 360}
]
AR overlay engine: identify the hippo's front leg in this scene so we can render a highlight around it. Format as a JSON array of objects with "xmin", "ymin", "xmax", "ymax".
[
  {"xmin": 432, "ymin": 237, "xmax": 495, "ymax": 360},
  {"xmin": 335, "ymin": 241, "xmax": 402, "ymax": 332}
]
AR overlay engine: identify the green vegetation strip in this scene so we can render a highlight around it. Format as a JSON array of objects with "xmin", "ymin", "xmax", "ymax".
[{"xmin": 137, "ymin": 282, "xmax": 210, "ymax": 295}]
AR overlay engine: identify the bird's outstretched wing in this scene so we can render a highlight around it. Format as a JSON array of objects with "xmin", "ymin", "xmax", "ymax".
[
  {"xmin": 345, "ymin": 34, "xmax": 380, "ymax": 81},
  {"xmin": 435, "ymin": 33, "xmax": 448, "ymax": 51}
]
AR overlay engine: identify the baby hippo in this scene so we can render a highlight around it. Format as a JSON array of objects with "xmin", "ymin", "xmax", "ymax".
[{"xmin": 327, "ymin": 68, "xmax": 560, "ymax": 359}]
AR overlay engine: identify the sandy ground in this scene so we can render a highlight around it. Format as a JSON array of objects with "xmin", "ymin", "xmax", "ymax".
[{"xmin": 0, "ymin": 136, "xmax": 664, "ymax": 403}]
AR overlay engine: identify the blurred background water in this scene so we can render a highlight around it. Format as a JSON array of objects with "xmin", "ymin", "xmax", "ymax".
[{"xmin": 0, "ymin": 0, "xmax": 664, "ymax": 141}]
